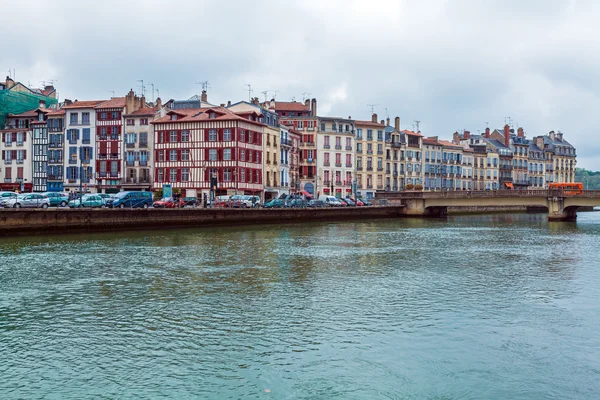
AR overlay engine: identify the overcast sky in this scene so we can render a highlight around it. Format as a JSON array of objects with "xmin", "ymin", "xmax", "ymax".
[{"xmin": 2, "ymin": 0, "xmax": 599, "ymax": 168}]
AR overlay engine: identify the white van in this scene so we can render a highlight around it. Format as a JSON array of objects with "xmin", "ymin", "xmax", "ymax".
[{"xmin": 318, "ymin": 195, "xmax": 341, "ymax": 207}]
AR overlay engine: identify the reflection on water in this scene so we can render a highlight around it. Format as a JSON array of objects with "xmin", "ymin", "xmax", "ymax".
[{"xmin": 1, "ymin": 213, "xmax": 600, "ymax": 399}]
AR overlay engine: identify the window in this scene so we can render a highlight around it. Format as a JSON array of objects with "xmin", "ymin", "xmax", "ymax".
[
  {"xmin": 324, "ymin": 153, "xmax": 330, "ymax": 164},
  {"xmin": 170, "ymin": 169, "xmax": 177, "ymax": 181},
  {"xmin": 171, "ymin": 114, "xmax": 177, "ymax": 121},
  {"xmin": 111, "ymin": 112, "xmax": 119, "ymax": 119},
  {"xmin": 181, "ymin": 168, "xmax": 189, "ymax": 182},
  {"xmin": 298, "ymin": 121, "xmax": 304, "ymax": 129},
  {"xmin": 158, "ymin": 150, "xmax": 164, "ymax": 162},
  {"xmin": 126, "ymin": 133, "xmax": 137, "ymax": 144},
  {"xmin": 240, "ymin": 149, "xmax": 245, "ymax": 161},
  {"xmin": 82, "ymin": 112, "xmax": 90, "ymax": 124},
  {"xmin": 240, "ymin": 168, "xmax": 245, "ymax": 182},
  {"xmin": 321, "ymin": 123, "xmax": 325, "ymax": 131},
  {"xmin": 377, "ymin": 130, "xmax": 383, "ymax": 141},
  {"xmin": 157, "ymin": 169, "xmax": 164, "ymax": 182},
  {"xmin": 223, "ymin": 129, "xmax": 231, "ymax": 141},
  {"xmin": 209, "ymin": 129, "xmax": 217, "ymax": 141},
  {"xmin": 111, "ymin": 161, "xmax": 118, "ymax": 174},
  {"xmin": 367, "ymin": 130, "xmax": 373, "ymax": 140},
  {"xmin": 170, "ymin": 131, "xmax": 177, "ymax": 142},
  {"xmin": 240, "ymin": 130, "xmax": 246, "ymax": 142},
  {"xmin": 100, "ymin": 112, "xmax": 107, "ymax": 120},
  {"xmin": 209, "ymin": 112, "xmax": 216, "ymax": 119},
  {"xmin": 170, "ymin": 150, "xmax": 178, "ymax": 161},
  {"xmin": 356, "ymin": 129, "xmax": 363, "ymax": 140},
  {"xmin": 335, "ymin": 153, "xmax": 341, "ymax": 164},
  {"xmin": 181, "ymin": 149, "xmax": 189, "ymax": 161},
  {"xmin": 181, "ymin": 130, "xmax": 189, "ymax": 142},
  {"xmin": 248, "ymin": 132, "xmax": 253, "ymax": 143},
  {"xmin": 324, "ymin": 136, "xmax": 330, "ymax": 147},
  {"xmin": 223, "ymin": 149, "xmax": 231, "ymax": 160},
  {"xmin": 70, "ymin": 113, "xmax": 78, "ymax": 124},
  {"xmin": 126, "ymin": 119, "xmax": 134, "ymax": 126},
  {"xmin": 224, "ymin": 168, "xmax": 232, "ymax": 182},
  {"xmin": 139, "ymin": 132, "xmax": 148, "ymax": 145},
  {"xmin": 111, "ymin": 126, "xmax": 118, "ymax": 136},
  {"xmin": 357, "ymin": 157, "xmax": 362, "ymax": 169},
  {"xmin": 209, "ymin": 149, "xmax": 217, "ymax": 161},
  {"xmin": 82, "ymin": 128, "xmax": 90, "ymax": 144},
  {"xmin": 140, "ymin": 118, "xmax": 148, "ymax": 125}
]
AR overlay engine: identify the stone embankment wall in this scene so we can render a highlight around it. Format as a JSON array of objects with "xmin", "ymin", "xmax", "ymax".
[
  {"xmin": 0, "ymin": 207, "xmax": 406, "ymax": 236},
  {"xmin": 447, "ymin": 206, "xmax": 539, "ymax": 214}
]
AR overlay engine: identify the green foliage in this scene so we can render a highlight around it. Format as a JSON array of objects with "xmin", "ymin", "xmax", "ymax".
[
  {"xmin": 414, "ymin": 184, "xmax": 424, "ymax": 191},
  {"xmin": 575, "ymin": 168, "xmax": 600, "ymax": 190},
  {"xmin": 153, "ymin": 189, "xmax": 163, "ymax": 200},
  {"xmin": 405, "ymin": 183, "xmax": 415, "ymax": 191}
]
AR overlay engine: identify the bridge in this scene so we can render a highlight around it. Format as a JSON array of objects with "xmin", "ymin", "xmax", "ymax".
[{"xmin": 378, "ymin": 190, "xmax": 600, "ymax": 221}]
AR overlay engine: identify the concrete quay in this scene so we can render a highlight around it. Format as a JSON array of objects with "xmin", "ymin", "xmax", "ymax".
[{"xmin": 0, "ymin": 206, "xmax": 406, "ymax": 236}]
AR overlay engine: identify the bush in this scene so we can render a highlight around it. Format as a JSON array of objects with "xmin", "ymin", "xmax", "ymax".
[
  {"xmin": 153, "ymin": 189, "xmax": 163, "ymax": 200},
  {"xmin": 414, "ymin": 184, "xmax": 423, "ymax": 191},
  {"xmin": 405, "ymin": 183, "xmax": 414, "ymax": 191}
]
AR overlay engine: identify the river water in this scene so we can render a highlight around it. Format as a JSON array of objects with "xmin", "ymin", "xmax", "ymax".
[{"xmin": 1, "ymin": 213, "xmax": 599, "ymax": 399}]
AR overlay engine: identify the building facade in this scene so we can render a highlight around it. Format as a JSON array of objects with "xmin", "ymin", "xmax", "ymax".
[
  {"xmin": 0, "ymin": 109, "xmax": 38, "ymax": 192},
  {"xmin": 317, "ymin": 116, "xmax": 355, "ymax": 198},
  {"xmin": 46, "ymin": 109, "xmax": 65, "ymax": 192},
  {"xmin": 355, "ymin": 115, "xmax": 386, "ymax": 198},
  {"xmin": 152, "ymin": 107, "xmax": 264, "ymax": 199}
]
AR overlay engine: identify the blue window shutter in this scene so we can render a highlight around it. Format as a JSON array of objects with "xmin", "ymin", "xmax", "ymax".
[
  {"xmin": 89, "ymin": 146, "xmax": 93, "ymax": 159},
  {"xmin": 76, "ymin": 129, "xmax": 80, "ymax": 140}
]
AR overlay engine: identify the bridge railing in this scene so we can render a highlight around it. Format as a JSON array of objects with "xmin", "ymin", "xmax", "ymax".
[{"xmin": 382, "ymin": 190, "xmax": 600, "ymax": 199}]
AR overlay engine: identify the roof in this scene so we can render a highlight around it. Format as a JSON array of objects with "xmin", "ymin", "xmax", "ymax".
[
  {"xmin": 95, "ymin": 97, "xmax": 126, "ymax": 109},
  {"xmin": 354, "ymin": 120, "xmax": 385, "ymax": 128},
  {"xmin": 47, "ymin": 109, "xmax": 65, "ymax": 116},
  {"xmin": 401, "ymin": 129, "xmax": 423, "ymax": 137},
  {"xmin": 437, "ymin": 140, "xmax": 463, "ymax": 149},
  {"xmin": 63, "ymin": 100, "xmax": 105, "ymax": 109},
  {"xmin": 8, "ymin": 108, "xmax": 51, "ymax": 118},
  {"xmin": 274, "ymin": 101, "xmax": 310, "ymax": 112},
  {"xmin": 124, "ymin": 107, "xmax": 158, "ymax": 117},
  {"xmin": 152, "ymin": 106, "xmax": 265, "ymax": 127},
  {"xmin": 422, "ymin": 138, "xmax": 439, "ymax": 145}
]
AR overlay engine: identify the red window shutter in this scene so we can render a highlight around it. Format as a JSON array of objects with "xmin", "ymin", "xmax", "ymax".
[
  {"xmin": 178, "ymin": 149, "xmax": 182, "ymax": 161},
  {"xmin": 218, "ymin": 168, "xmax": 224, "ymax": 182},
  {"xmin": 204, "ymin": 168, "xmax": 209, "ymax": 182},
  {"xmin": 12, "ymin": 150, "xmax": 16, "ymax": 159},
  {"xmin": 111, "ymin": 141, "xmax": 118, "ymax": 154},
  {"xmin": 204, "ymin": 129, "xmax": 209, "ymax": 141},
  {"xmin": 177, "ymin": 130, "xmax": 182, "ymax": 142},
  {"xmin": 231, "ymin": 148, "xmax": 236, "ymax": 161},
  {"xmin": 1, "ymin": 133, "xmax": 5, "ymax": 141},
  {"xmin": 219, "ymin": 129, "xmax": 224, "ymax": 141},
  {"xmin": 23, "ymin": 150, "xmax": 26, "ymax": 158},
  {"xmin": 22, "ymin": 132, "xmax": 26, "ymax": 142},
  {"xmin": 177, "ymin": 168, "xmax": 182, "ymax": 182},
  {"xmin": 231, "ymin": 128, "xmax": 236, "ymax": 142},
  {"xmin": 1, "ymin": 151, "xmax": 4, "ymax": 160},
  {"xmin": 205, "ymin": 148, "xmax": 209, "ymax": 161},
  {"xmin": 165, "ymin": 168, "xmax": 170, "ymax": 180}
]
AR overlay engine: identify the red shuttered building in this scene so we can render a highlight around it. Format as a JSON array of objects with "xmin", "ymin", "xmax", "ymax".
[
  {"xmin": 95, "ymin": 98, "xmax": 126, "ymax": 192},
  {"xmin": 152, "ymin": 107, "xmax": 264, "ymax": 198}
]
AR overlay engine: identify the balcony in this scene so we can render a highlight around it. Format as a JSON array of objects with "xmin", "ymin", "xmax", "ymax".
[
  {"xmin": 377, "ymin": 167, "xmax": 383, "ymax": 171},
  {"xmin": 48, "ymin": 158, "xmax": 63, "ymax": 164},
  {"xmin": 367, "ymin": 150, "xmax": 373, "ymax": 154},
  {"xmin": 47, "ymin": 175, "xmax": 63, "ymax": 181},
  {"xmin": 139, "ymin": 160, "xmax": 148, "ymax": 167},
  {"xmin": 367, "ymin": 184, "xmax": 373, "ymax": 189},
  {"xmin": 335, "ymin": 181, "xmax": 342, "ymax": 186},
  {"xmin": 3, "ymin": 159, "xmax": 12, "ymax": 164},
  {"xmin": 323, "ymin": 144, "xmax": 330, "ymax": 149},
  {"xmin": 377, "ymin": 151, "xmax": 383, "ymax": 155},
  {"xmin": 16, "ymin": 141, "xmax": 24, "ymax": 146},
  {"xmin": 393, "ymin": 171, "xmax": 398, "ymax": 176},
  {"xmin": 335, "ymin": 145, "xmax": 342, "ymax": 150},
  {"xmin": 385, "ymin": 170, "xmax": 391, "ymax": 175},
  {"xmin": 16, "ymin": 159, "xmax": 24, "ymax": 164},
  {"xmin": 346, "ymin": 146, "xmax": 352, "ymax": 150},
  {"xmin": 126, "ymin": 161, "xmax": 135, "ymax": 166},
  {"xmin": 346, "ymin": 163, "xmax": 352, "ymax": 168},
  {"xmin": 139, "ymin": 141, "xmax": 148, "ymax": 148},
  {"xmin": 335, "ymin": 163, "xmax": 342, "ymax": 167},
  {"xmin": 356, "ymin": 166, "xmax": 363, "ymax": 171},
  {"xmin": 366, "ymin": 167, "xmax": 373, "ymax": 171},
  {"xmin": 49, "ymin": 142, "xmax": 63, "ymax": 148},
  {"xmin": 323, "ymin": 162, "xmax": 330, "ymax": 167},
  {"xmin": 323, "ymin": 181, "xmax": 331, "ymax": 186},
  {"xmin": 391, "ymin": 142, "xmax": 402, "ymax": 148},
  {"xmin": 4, "ymin": 142, "xmax": 12, "ymax": 147},
  {"xmin": 301, "ymin": 142, "xmax": 316, "ymax": 148},
  {"xmin": 126, "ymin": 143, "xmax": 136, "ymax": 148}
]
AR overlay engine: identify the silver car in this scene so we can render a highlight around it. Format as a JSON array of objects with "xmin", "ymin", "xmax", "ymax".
[{"xmin": 1, "ymin": 193, "xmax": 50, "ymax": 208}]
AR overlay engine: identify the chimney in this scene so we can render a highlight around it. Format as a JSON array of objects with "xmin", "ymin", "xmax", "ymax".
[
  {"xmin": 305, "ymin": 99, "xmax": 310, "ymax": 109},
  {"xmin": 5, "ymin": 76, "xmax": 15, "ymax": 89},
  {"xmin": 201, "ymin": 90, "xmax": 207, "ymax": 103},
  {"xmin": 251, "ymin": 97, "xmax": 260, "ymax": 106},
  {"xmin": 549, "ymin": 130, "xmax": 555, "ymax": 141},
  {"xmin": 311, "ymin": 98, "xmax": 317, "ymax": 116},
  {"xmin": 380, "ymin": 119, "xmax": 385, "ymax": 125},
  {"xmin": 220, "ymin": 103, "xmax": 225, "ymax": 107},
  {"xmin": 38, "ymin": 100, "xmax": 46, "ymax": 109},
  {"xmin": 517, "ymin": 127, "xmax": 524, "ymax": 137},
  {"xmin": 556, "ymin": 131, "xmax": 563, "ymax": 141},
  {"xmin": 126, "ymin": 89, "xmax": 135, "ymax": 114},
  {"xmin": 394, "ymin": 117, "xmax": 400, "ymax": 131},
  {"xmin": 348, "ymin": 116, "xmax": 352, "ymax": 119},
  {"xmin": 140, "ymin": 96, "xmax": 146, "ymax": 109},
  {"xmin": 64, "ymin": 99, "xmax": 73, "ymax": 106},
  {"xmin": 464, "ymin": 130, "xmax": 470, "ymax": 139},
  {"xmin": 386, "ymin": 117, "xmax": 390, "ymax": 126},
  {"xmin": 485, "ymin": 127, "xmax": 490, "ymax": 138},
  {"xmin": 156, "ymin": 97, "xmax": 162, "ymax": 109},
  {"xmin": 503, "ymin": 124, "xmax": 510, "ymax": 147},
  {"xmin": 372, "ymin": 113, "xmax": 377, "ymax": 123},
  {"xmin": 227, "ymin": 100, "xmax": 231, "ymax": 107}
]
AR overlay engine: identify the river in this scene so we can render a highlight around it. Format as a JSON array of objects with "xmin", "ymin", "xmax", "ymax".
[{"xmin": 1, "ymin": 213, "xmax": 599, "ymax": 399}]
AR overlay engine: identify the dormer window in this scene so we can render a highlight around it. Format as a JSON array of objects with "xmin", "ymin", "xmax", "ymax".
[
  {"xmin": 38, "ymin": 113, "xmax": 44, "ymax": 121},
  {"xmin": 171, "ymin": 114, "xmax": 177, "ymax": 121},
  {"xmin": 209, "ymin": 112, "xmax": 216, "ymax": 119}
]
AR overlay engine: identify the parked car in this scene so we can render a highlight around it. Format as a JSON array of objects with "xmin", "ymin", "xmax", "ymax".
[
  {"xmin": 358, "ymin": 197, "xmax": 373, "ymax": 206},
  {"xmin": 288, "ymin": 199, "xmax": 309, "ymax": 208},
  {"xmin": 105, "ymin": 191, "xmax": 153, "ymax": 208},
  {"xmin": 1, "ymin": 193, "xmax": 50, "ymax": 208},
  {"xmin": 153, "ymin": 197, "xmax": 184, "ymax": 208},
  {"xmin": 348, "ymin": 197, "xmax": 364, "ymax": 206},
  {"xmin": 341, "ymin": 198, "xmax": 356, "ymax": 206},
  {"xmin": 0, "ymin": 191, "xmax": 17, "ymax": 200},
  {"xmin": 307, "ymin": 199, "xmax": 326, "ymax": 208},
  {"xmin": 42, "ymin": 192, "xmax": 69, "ymax": 207},
  {"xmin": 318, "ymin": 195, "xmax": 343, "ymax": 207},
  {"xmin": 68, "ymin": 194, "xmax": 105, "ymax": 208},
  {"xmin": 182, "ymin": 197, "xmax": 199, "ymax": 207},
  {"xmin": 263, "ymin": 199, "xmax": 286, "ymax": 208},
  {"xmin": 230, "ymin": 195, "xmax": 260, "ymax": 208},
  {"xmin": 213, "ymin": 195, "xmax": 230, "ymax": 208}
]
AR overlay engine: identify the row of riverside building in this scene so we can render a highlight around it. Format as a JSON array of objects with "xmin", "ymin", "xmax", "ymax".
[{"xmin": 0, "ymin": 77, "xmax": 578, "ymax": 199}]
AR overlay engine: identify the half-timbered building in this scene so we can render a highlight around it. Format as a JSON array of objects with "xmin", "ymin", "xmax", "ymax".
[
  {"xmin": 46, "ymin": 109, "xmax": 65, "ymax": 192},
  {"xmin": 95, "ymin": 97, "xmax": 126, "ymax": 193},
  {"xmin": 152, "ymin": 107, "xmax": 264, "ymax": 199}
]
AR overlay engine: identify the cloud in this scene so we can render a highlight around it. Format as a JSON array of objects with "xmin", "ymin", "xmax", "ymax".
[{"xmin": 2, "ymin": 0, "xmax": 599, "ymax": 169}]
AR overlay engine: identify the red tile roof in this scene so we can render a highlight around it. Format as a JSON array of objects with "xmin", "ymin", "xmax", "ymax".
[
  {"xmin": 438, "ymin": 140, "xmax": 463, "ymax": 149},
  {"xmin": 8, "ymin": 108, "xmax": 52, "ymax": 118},
  {"xmin": 401, "ymin": 129, "xmax": 423, "ymax": 137},
  {"xmin": 355, "ymin": 120, "xmax": 385, "ymax": 128},
  {"xmin": 47, "ymin": 109, "xmax": 65, "ymax": 116},
  {"xmin": 125, "ymin": 107, "xmax": 158, "ymax": 117},
  {"xmin": 63, "ymin": 100, "xmax": 106, "ymax": 109},
  {"xmin": 95, "ymin": 97, "xmax": 126, "ymax": 109},
  {"xmin": 422, "ymin": 138, "xmax": 439, "ymax": 145},
  {"xmin": 274, "ymin": 101, "xmax": 310, "ymax": 112},
  {"xmin": 153, "ymin": 107, "xmax": 265, "ymax": 127}
]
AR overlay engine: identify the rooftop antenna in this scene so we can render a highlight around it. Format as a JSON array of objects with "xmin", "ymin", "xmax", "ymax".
[
  {"xmin": 412, "ymin": 123, "xmax": 416, "ymax": 131},
  {"xmin": 48, "ymin": 79, "xmax": 58, "ymax": 86},
  {"xmin": 302, "ymin": 92, "xmax": 311, "ymax": 102},
  {"xmin": 272, "ymin": 90, "xmax": 279, "ymax": 100},
  {"xmin": 150, "ymin": 83, "xmax": 155, "ymax": 102},
  {"xmin": 261, "ymin": 90, "xmax": 269, "ymax": 102},
  {"xmin": 384, "ymin": 107, "xmax": 389, "ymax": 119},
  {"xmin": 244, "ymin": 84, "xmax": 253, "ymax": 102},
  {"xmin": 504, "ymin": 116, "xmax": 511, "ymax": 126},
  {"xmin": 196, "ymin": 80, "xmax": 210, "ymax": 92},
  {"xmin": 156, "ymin": 88, "xmax": 159, "ymax": 99},
  {"xmin": 485, "ymin": 121, "xmax": 489, "ymax": 128},
  {"xmin": 137, "ymin": 79, "xmax": 145, "ymax": 96},
  {"xmin": 367, "ymin": 104, "xmax": 378, "ymax": 114},
  {"xmin": 414, "ymin": 120, "xmax": 421, "ymax": 132},
  {"xmin": 108, "ymin": 90, "xmax": 115, "ymax": 98}
]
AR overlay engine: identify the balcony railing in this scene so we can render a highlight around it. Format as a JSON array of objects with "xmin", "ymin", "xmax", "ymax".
[
  {"xmin": 126, "ymin": 161, "xmax": 135, "ymax": 166},
  {"xmin": 346, "ymin": 163, "xmax": 352, "ymax": 168},
  {"xmin": 139, "ymin": 160, "xmax": 148, "ymax": 166},
  {"xmin": 323, "ymin": 162, "xmax": 330, "ymax": 166},
  {"xmin": 47, "ymin": 175, "xmax": 63, "ymax": 181},
  {"xmin": 49, "ymin": 142, "xmax": 63, "ymax": 148},
  {"xmin": 48, "ymin": 158, "xmax": 63, "ymax": 164},
  {"xmin": 335, "ymin": 163, "xmax": 342, "ymax": 167},
  {"xmin": 139, "ymin": 141, "xmax": 148, "ymax": 148},
  {"xmin": 126, "ymin": 143, "xmax": 136, "ymax": 148},
  {"xmin": 4, "ymin": 142, "xmax": 12, "ymax": 147},
  {"xmin": 335, "ymin": 145, "xmax": 342, "ymax": 150},
  {"xmin": 346, "ymin": 146, "xmax": 352, "ymax": 150},
  {"xmin": 323, "ymin": 144, "xmax": 330, "ymax": 149}
]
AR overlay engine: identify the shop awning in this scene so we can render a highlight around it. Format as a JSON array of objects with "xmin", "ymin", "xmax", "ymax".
[{"xmin": 504, "ymin": 182, "xmax": 514, "ymax": 189}]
